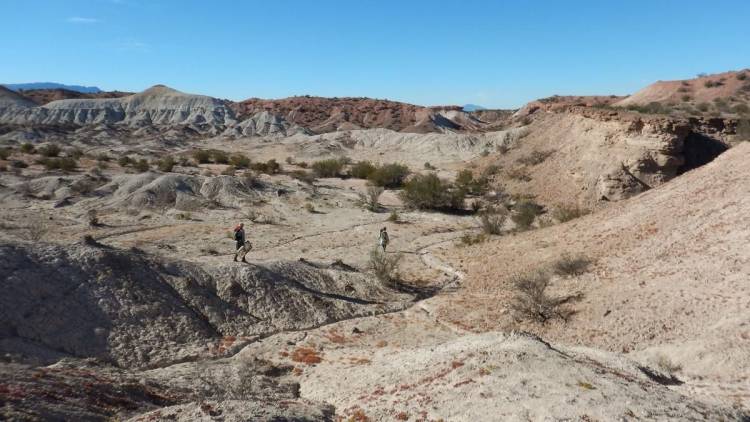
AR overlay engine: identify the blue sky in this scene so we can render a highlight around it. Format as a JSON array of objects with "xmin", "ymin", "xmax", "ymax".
[{"xmin": 2, "ymin": 0, "xmax": 749, "ymax": 108}]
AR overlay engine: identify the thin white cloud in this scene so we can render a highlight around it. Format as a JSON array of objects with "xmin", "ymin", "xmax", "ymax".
[
  {"xmin": 115, "ymin": 38, "xmax": 151, "ymax": 52},
  {"xmin": 67, "ymin": 17, "xmax": 101, "ymax": 24}
]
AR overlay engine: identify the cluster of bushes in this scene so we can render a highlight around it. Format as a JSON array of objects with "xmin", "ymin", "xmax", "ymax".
[
  {"xmin": 400, "ymin": 173, "xmax": 465, "ymax": 211},
  {"xmin": 191, "ymin": 149, "xmax": 242, "ymax": 165},
  {"xmin": 117, "ymin": 156, "xmax": 150, "ymax": 172},
  {"xmin": 350, "ymin": 160, "xmax": 378, "ymax": 179},
  {"xmin": 0, "ymin": 147, "xmax": 11, "ymax": 160},
  {"xmin": 250, "ymin": 159, "xmax": 281, "ymax": 175},
  {"xmin": 511, "ymin": 200, "xmax": 543, "ymax": 230},
  {"xmin": 704, "ymin": 80, "xmax": 724, "ymax": 88},
  {"xmin": 37, "ymin": 157, "xmax": 77, "ymax": 171}
]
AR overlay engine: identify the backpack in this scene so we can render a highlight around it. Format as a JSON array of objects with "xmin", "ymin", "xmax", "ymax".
[{"xmin": 234, "ymin": 228, "xmax": 243, "ymax": 241}]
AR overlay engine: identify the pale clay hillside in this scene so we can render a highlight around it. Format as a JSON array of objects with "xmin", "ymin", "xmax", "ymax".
[{"xmin": 1, "ymin": 73, "xmax": 749, "ymax": 421}]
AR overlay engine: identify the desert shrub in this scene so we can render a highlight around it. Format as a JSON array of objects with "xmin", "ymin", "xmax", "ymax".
[
  {"xmin": 696, "ymin": 102, "xmax": 711, "ymax": 112},
  {"xmin": 517, "ymin": 150, "xmax": 554, "ymax": 166},
  {"xmin": 455, "ymin": 169, "xmax": 489, "ymax": 195},
  {"xmin": 242, "ymin": 172, "xmax": 261, "ymax": 189},
  {"xmin": 229, "ymin": 154, "xmax": 251, "ymax": 168},
  {"xmin": 118, "ymin": 156, "xmax": 133, "ymax": 167},
  {"xmin": 359, "ymin": 185, "xmax": 384, "ymax": 212},
  {"xmin": 480, "ymin": 148, "xmax": 490, "ymax": 157},
  {"xmin": 210, "ymin": 150, "xmax": 229, "ymax": 164},
  {"xmin": 290, "ymin": 169, "xmax": 317, "ymax": 185},
  {"xmin": 251, "ymin": 159, "xmax": 281, "ymax": 174},
  {"xmin": 350, "ymin": 160, "xmax": 377, "ymax": 179},
  {"xmin": 221, "ymin": 165, "xmax": 236, "ymax": 176},
  {"xmin": 510, "ymin": 270, "xmax": 580, "ymax": 323},
  {"xmin": 59, "ymin": 157, "xmax": 77, "ymax": 171},
  {"xmin": 512, "ymin": 200, "xmax": 542, "ymax": 230},
  {"xmin": 157, "ymin": 156, "xmax": 175, "ymax": 172},
  {"xmin": 424, "ymin": 162, "xmax": 435, "ymax": 170},
  {"xmin": 0, "ymin": 164, "xmax": 6, "ymax": 172},
  {"xmin": 507, "ymin": 167, "xmax": 531, "ymax": 181},
  {"xmin": 192, "ymin": 149, "xmax": 211, "ymax": 164},
  {"xmin": 20, "ymin": 143, "xmax": 36, "ymax": 154},
  {"xmin": 311, "ymin": 158, "xmax": 345, "ymax": 177},
  {"xmin": 483, "ymin": 164, "xmax": 500, "ymax": 176},
  {"xmin": 39, "ymin": 157, "xmax": 76, "ymax": 171},
  {"xmin": 67, "ymin": 148, "xmax": 84, "ymax": 160},
  {"xmin": 400, "ymin": 173, "xmax": 465, "ymax": 211},
  {"xmin": 134, "ymin": 159, "xmax": 150, "ymax": 172},
  {"xmin": 369, "ymin": 247, "xmax": 402, "ymax": 283},
  {"xmin": 704, "ymin": 80, "xmax": 723, "ymax": 88},
  {"xmin": 460, "ymin": 233, "xmax": 486, "ymax": 246},
  {"xmin": 368, "ymin": 163, "xmax": 410, "ymax": 188},
  {"xmin": 496, "ymin": 144, "xmax": 510, "ymax": 154},
  {"xmin": 552, "ymin": 254, "xmax": 593, "ymax": 276},
  {"xmin": 12, "ymin": 160, "xmax": 28, "ymax": 168},
  {"xmin": 552, "ymin": 204, "xmax": 589, "ymax": 222},
  {"xmin": 297, "ymin": 161, "xmax": 308, "ymax": 168},
  {"xmin": 732, "ymin": 104, "xmax": 749, "ymax": 115},
  {"xmin": 285, "ymin": 156, "xmax": 294, "ymax": 164},
  {"xmin": 87, "ymin": 209, "xmax": 100, "ymax": 227},
  {"xmin": 96, "ymin": 153, "xmax": 111, "ymax": 162},
  {"xmin": 681, "ymin": 94, "xmax": 692, "ymax": 102},
  {"xmin": 654, "ymin": 353, "xmax": 682, "ymax": 374},
  {"xmin": 388, "ymin": 210, "xmax": 400, "ymax": 223},
  {"xmin": 479, "ymin": 206, "xmax": 507, "ymax": 235},
  {"xmin": 39, "ymin": 144, "xmax": 61, "ymax": 157},
  {"xmin": 737, "ymin": 72, "xmax": 748, "ymax": 81},
  {"xmin": 304, "ymin": 203, "xmax": 315, "ymax": 213},
  {"xmin": 0, "ymin": 147, "xmax": 11, "ymax": 160}
]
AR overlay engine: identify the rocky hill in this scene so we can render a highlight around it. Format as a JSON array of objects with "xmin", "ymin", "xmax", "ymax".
[
  {"xmin": 233, "ymin": 96, "xmax": 492, "ymax": 134},
  {"xmin": 17, "ymin": 88, "xmax": 133, "ymax": 106},
  {"xmin": 614, "ymin": 69, "xmax": 750, "ymax": 117}
]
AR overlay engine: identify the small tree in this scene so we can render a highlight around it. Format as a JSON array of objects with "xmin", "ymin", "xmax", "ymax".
[
  {"xmin": 369, "ymin": 247, "xmax": 402, "ymax": 283},
  {"xmin": 400, "ymin": 173, "xmax": 464, "ymax": 211}
]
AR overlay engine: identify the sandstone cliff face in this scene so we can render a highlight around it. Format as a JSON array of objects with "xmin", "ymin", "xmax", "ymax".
[{"xmin": 483, "ymin": 106, "xmax": 726, "ymax": 205}]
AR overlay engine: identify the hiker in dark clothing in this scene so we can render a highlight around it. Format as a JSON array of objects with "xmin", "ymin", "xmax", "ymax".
[{"xmin": 233, "ymin": 223, "xmax": 246, "ymax": 262}]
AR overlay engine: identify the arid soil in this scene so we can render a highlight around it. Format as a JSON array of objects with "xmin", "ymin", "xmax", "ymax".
[{"xmin": 1, "ymin": 82, "xmax": 748, "ymax": 420}]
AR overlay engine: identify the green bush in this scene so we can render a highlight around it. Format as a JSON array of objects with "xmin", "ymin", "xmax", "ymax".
[
  {"xmin": 400, "ymin": 173, "xmax": 465, "ymax": 211},
  {"xmin": 192, "ymin": 149, "xmax": 211, "ymax": 164},
  {"xmin": 251, "ymin": 159, "xmax": 281, "ymax": 174},
  {"xmin": 737, "ymin": 72, "xmax": 748, "ymax": 81},
  {"xmin": 229, "ymin": 154, "xmax": 251, "ymax": 168},
  {"xmin": 512, "ymin": 200, "xmax": 543, "ymax": 230},
  {"xmin": 210, "ymin": 150, "xmax": 229, "ymax": 164},
  {"xmin": 118, "ymin": 156, "xmax": 133, "ymax": 167},
  {"xmin": 134, "ymin": 159, "xmax": 150, "ymax": 172},
  {"xmin": 455, "ymin": 169, "xmax": 489, "ymax": 195},
  {"xmin": 368, "ymin": 163, "xmax": 410, "ymax": 188},
  {"xmin": 350, "ymin": 160, "xmax": 377, "ymax": 179},
  {"xmin": 40, "ymin": 157, "xmax": 77, "ymax": 171},
  {"xmin": 157, "ymin": 156, "xmax": 175, "ymax": 172},
  {"xmin": 704, "ymin": 80, "xmax": 723, "ymax": 88},
  {"xmin": 312, "ymin": 158, "xmax": 345, "ymax": 177},
  {"xmin": 12, "ymin": 160, "xmax": 28, "ymax": 168},
  {"xmin": 552, "ymin": 204, "xmax": 589, "ymax": 223},
  {"xmin": 67, "ymin": 148, "xmax": 84, "ymax": 160},
  {"xmin": 732, "ymin": 104, "xmax": 749, "ymax": 115},
  {"xmin": 369, "ymin": 247, "xmax": 402, "ymax": 283},
  {"xmin": 0, "ymin": 148, "xmax": 11, "ymax": 160},
  {"xmin": 39, "ymin": 144, "xmax": 61, "ymax": 157},
  {"xmin": 20, "ymin": 143, "xmax": 36, "ymax": 154},
  {"xmin": 97, "ymin": 153, "xmax": 111, "ymax": 162}
]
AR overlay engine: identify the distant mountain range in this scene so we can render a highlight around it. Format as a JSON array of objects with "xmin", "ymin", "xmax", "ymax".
[
  {"xmin": 2, "ymin": 82, "xmax": 102, "ymax": 93},
  {"xmin": 462, "ymin": 104, "xmax": 486, "ymax": 112}
]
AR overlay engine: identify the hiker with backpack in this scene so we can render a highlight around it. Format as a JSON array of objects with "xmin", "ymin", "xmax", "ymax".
[
  {"xmin": 233, "ymin": 223, "xmax": 249, "ymax": 262},
  {"xmin": 378, "ymin": 227, "xmax": 389, "ymax": 252}
]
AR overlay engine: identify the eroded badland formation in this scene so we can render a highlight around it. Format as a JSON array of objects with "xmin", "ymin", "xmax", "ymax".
[{"xmin": 1, "ymin": 69, "xmax": 750, "ymax": 421}]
